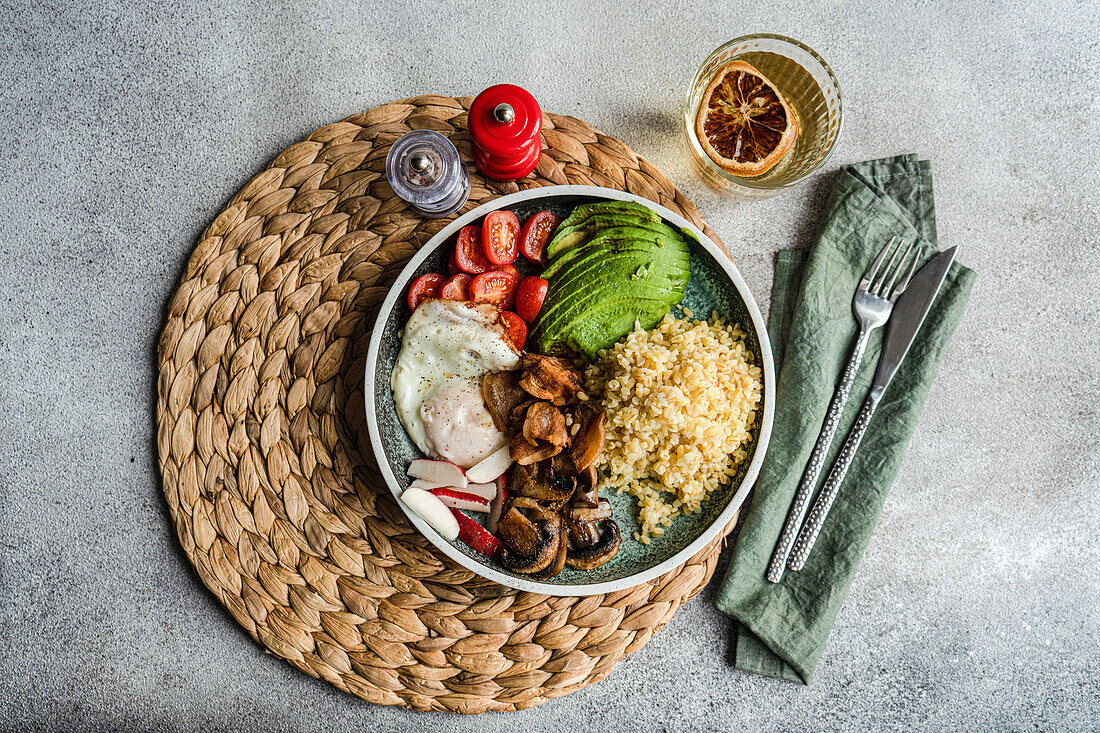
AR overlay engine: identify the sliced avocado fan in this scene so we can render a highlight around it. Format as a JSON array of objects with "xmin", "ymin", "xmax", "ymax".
[{"xmin": 532, "ymin": 201, "xmax": 691, "ymax": 359}]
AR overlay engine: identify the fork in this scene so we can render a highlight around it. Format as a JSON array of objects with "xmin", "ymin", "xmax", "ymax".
[{"xmin": 766, "ymin": 236, "xmax": 919, "ymax": 583}]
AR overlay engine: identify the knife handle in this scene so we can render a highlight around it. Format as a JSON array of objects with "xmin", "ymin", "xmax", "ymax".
[
  {"xmin": 766, "ymin": 328, "xmax": 871, "ymax": 583},
  {"xmin": 788, "ymin": 390, "xmax": 882, "ymax": 572}
]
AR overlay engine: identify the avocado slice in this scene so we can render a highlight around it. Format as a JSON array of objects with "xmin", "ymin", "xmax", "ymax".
[
  {"xmin": 542, "ymin": 226, "xmax": 689, "ymax": 280},
  {"xmin": 534, "ymin": 290, "xmax": 683, "ymax": 355},
  {"xmin": 532, "ymin": 268, "xmax": 688, "ymax": 352},
  {"xmin": 553, "ymin": 200, "xmax": 659, "ymax": 234},
  {"xmin": 565, "ymin": 296, "xmax": 683, "ymax": 358},
  {"xmin": 546, "ymin": 215, "xmax": 680, "ymax": 260}
]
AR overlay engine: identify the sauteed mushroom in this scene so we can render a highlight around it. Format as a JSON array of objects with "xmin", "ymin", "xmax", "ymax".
[
  {"xmin": 482, "ymin": 371, "xmax": 528, "ymax": 433},
  {"xmin": 565, "ymin": 519, "xmax": 620, "ymax": 570},
  {"xmin": 568, "ymin": 518, "xmax": 602, "ymax": 549},
  {"xmin": 570, "ymin": 498, "xmax": 612, "ymax": 523},
  {"xmin": 531, "ymin": 514, "xmax": 568, "ymax": 580},
  {"xmin": 499, "ymin": 511, "xmax": 561, "ymax": 574},
  {"xmin": 518, "ymin": 354, "xmax": 585, "ymax": 406},
  {"xmin": 568, "ymin": 405, "xmax": 605, "ymax": 471},
  {"xmin": 522, "ymin": 401, "xmax": 568, "ymax": 448},
  {"xmin": 510, "ymin": 432, "xmax": 560, "ymax": 465}
]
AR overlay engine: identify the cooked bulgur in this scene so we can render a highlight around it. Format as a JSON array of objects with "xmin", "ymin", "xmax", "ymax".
[{"xmin": 584, "ymin": 310, "xmax": 762, "ymax": 542}]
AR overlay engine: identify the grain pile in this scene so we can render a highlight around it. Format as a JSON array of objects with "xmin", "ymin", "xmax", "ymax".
[{"xmin": 584, "ymin": 310, "xmax": 762, "ymax": 542}]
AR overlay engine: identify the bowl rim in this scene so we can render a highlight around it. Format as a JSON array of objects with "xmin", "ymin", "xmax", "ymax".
[{"xmin": 364, "ymin": 185, "xmax": 775, "ymax": 595}]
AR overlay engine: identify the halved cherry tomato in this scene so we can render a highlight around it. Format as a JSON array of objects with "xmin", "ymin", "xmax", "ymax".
[
  {"xmin": 519, "ymin": 210, "xmax": 562, "ymax": 266},
  {"xmin": 513, "ymin": 276, "xmax": 549, "ymax": 323},
  {"xmin": 481, "ymin": 210, "xmax": 520, "ymax": 265},
  {"xmin": 407, "ymin": 273, "xmax": 445, "ymax": 311},
  {"xmin": 499, "ymin": 311, "xmax": 527, "ymax": 350},
  {"xmin": 447, "ymin": 248, "xmax": 461, "ymax": 275},
  {"xmin": 439, "ymin": 273, "xmax": 471, "ymax": 301},
  {"xmin": 469, "ymin": 267, "xmax": 521, "ymax": 309},
  {"xmin": 455, "ymin": 225, "xmax": 493, "ymax": 274}
]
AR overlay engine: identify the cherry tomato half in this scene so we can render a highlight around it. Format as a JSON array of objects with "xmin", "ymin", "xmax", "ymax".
[
  {"xmin": 447, "ymin": 248, "xmax": 461, "ymax": 275},
  {"xmin": 499, "ymin": 311, "xmax": 527, "ymax": 351},
  {"xmin": 407, "ymin": 273, "xmax": 445, "ymax": 311},
  {"xmin": 455, "ymin": 225, "xmax": 493, "ymax": 274},
  {"xmin": 469, "ymin": 267, "xmax": 521, "ymax": 309},
  {"xmin": 513, "ymin": 276, "xmax": 549, "ymax": 323},
  {"xmin": 519, "ymin": 210, "xmax": 562, "ymax": 266},
  {"xmin": 439, "ymin": 273, "xmax": 471, "ymax": 301},
  {"xmin": 481, "ymin": 210, "xmax": 520, "ymax": 266}
]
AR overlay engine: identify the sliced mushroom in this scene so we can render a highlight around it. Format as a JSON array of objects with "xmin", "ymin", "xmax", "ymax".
[
  {"xmin": 568, "ymin": 405, "xmax": 605, "ymax": 471},
  {"xmin": 511, "ymin": 399, "xmax": 538, "ymax": 431},
  {"xmin": 573, "ymin": 465, "xmax": 599, "ymax": 508},
  {"xmin": 508, "ymin": 496, "xmax": 558, "ymax": 523},
  {"xmin": 509, "ymin": 432, "xmax": 560, "ymax": 466},
  {"xmin": 519, "ymin": 353, "xmax": 585, "ymax": 406},
  {"xmin": 500, "ymin": 517, "xmax": 561, "ymax": 575},
  {"xmin": 482, "ymin": 371, "xmax": 528, "ymax": 433},
  {"xmin": 512, "ymin": 460, "xmax": 574, "ymax": 503},
  {"xmin": 565, "ymin": 520, "xmax": 620, "ymax": 570},
  {"xmin": 496, "ymin": 507, "xmax": 542, "ymax": 557},
  {"xmin": 568, "ymin": 518, "xmax": 602, "ymax": 549},
  {"xmin": 530, "ymin": 514, "xmax": 568, "ymax": 580},
  {"xmin": 570, "ymin": 498, "xmax": 612, "ymax": 523},
  {"xmin": 522, "ymin": 401, "xmax": 568, "ymax": 448}
]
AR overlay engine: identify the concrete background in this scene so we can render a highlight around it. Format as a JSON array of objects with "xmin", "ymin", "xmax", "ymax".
[{"xmin": 1, "ymin": 0, "xmax": 1097, "ymax": 730}]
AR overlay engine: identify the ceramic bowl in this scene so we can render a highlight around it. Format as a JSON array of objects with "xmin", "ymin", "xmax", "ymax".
[{"xmin": 364, "ymin": 185, "xmax": 774, "ymax": 595}]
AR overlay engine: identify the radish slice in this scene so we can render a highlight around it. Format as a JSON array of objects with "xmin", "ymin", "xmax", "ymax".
[
  {"xmin": 466, "ymin": 445, "xmax": 513, "ymax": 484},
  {"xmin": 451, "ymin": 508, "xmax": 503, "ymax": 557},
  {"xmin": 400, "ymin": 487, "xmax": 459, "ymax": 540},
  {"xmin": 408, "ymin": 478, "xmax": 455, "ymax": 491},
  {"xmin": 408, "ymin": 459, "xmax": 468, "ymax": 489},
  {"xmin": 462, "ymin": 482, "xmax": 498, "ymax": 501},
  {"xmin": 430, "ymin": 488, "xmax": 491, "ymax": 513},
  {"xmin": 487, "ymin": 473, "xmax": 509, "ymax": 534}
]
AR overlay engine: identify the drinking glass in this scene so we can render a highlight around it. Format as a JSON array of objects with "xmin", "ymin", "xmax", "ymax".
[{"xmin": 684, "ymin": 34, "xmax": 843, "ymax": 199}]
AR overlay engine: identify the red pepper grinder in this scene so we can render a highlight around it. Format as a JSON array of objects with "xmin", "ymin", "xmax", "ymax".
[{"xmin": 468, "ymin": 84, "xmax": 542, "ymax": 181}]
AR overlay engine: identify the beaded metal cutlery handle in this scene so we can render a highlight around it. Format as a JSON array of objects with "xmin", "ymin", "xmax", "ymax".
[
  {"xmin": 765, "ymin": 330, "xmax": 871, "ymax": 583},
  {"xmin": 788, "ymin": 390, "xmax": 881, "ymax": 571}
]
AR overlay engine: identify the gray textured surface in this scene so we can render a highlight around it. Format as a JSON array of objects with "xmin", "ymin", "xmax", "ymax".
[{"xmin": 1, "ymin": 0, "xmax": 1097, "ymax": 730}]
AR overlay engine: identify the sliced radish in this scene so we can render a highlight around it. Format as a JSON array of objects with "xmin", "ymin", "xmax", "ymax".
[
  {"xmin": 408, "ymin": 478, "xmax": 455, "ymax": 491},
  {"xmin": 408, "ymin": 459, "xmax": 467, "ymax": 489},
  {"xmin": 430, "ymin": 487, "xmax": 491, "ymax": 513},
  {"xmin": 465, "ymin": 445, "xmax": 513, "ymax": 484},
  {"xmin": 462, "ymin": 482, "xmax": 498, "ymax": 501},
  {"xmin": 400, "ymin": 487, "xmax": 459, "ymax": 540},
  {"xmin": 487, "ymin": 473, "xmax": 509, "ymax": 534},
  {"xmin": 451, "ymin": 508, "xmax": 503, "ymax": 557}
]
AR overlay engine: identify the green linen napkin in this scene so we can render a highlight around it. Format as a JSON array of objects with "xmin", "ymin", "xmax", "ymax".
[{"xmin": 715, "ymin": 154, "xmax": 976, "ymax": 683}]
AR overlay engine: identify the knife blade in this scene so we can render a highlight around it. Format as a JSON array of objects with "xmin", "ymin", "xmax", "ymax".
[{"xmin": 870, "ymin": 245, "xmax": 957, "ymax": 394}]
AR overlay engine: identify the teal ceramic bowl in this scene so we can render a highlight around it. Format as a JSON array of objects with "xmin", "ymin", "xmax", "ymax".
[{"xmin": 364, "ymin": 186, "xmax": 774, "ymax": 595}]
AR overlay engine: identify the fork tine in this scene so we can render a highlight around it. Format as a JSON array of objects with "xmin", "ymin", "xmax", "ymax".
[
  {"xmin": 871, "ymin": 237, "xmax": 904, "ymax": 294},
  {"xmin": 861, "ymin": 236, "xmax": 898, "ymax": 289},
  {"xmin": 889, "ymin": 244, "xmax": 921, "ymax": 300}
]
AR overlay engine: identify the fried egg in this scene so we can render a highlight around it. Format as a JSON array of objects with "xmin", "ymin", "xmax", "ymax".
[{"xmin": 391, "ymin": 299, "xmax": 520, "ymax": 468}]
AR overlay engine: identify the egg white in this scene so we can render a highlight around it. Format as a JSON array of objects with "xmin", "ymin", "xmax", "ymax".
[{"xmin": 391, "ymin": 299, "xmax": 520, "ymax": 468}]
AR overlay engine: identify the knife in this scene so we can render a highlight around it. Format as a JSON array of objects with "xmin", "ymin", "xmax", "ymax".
[{"xmin": 786, "ymin": 246, "xmax": 958, "ymax": 571}]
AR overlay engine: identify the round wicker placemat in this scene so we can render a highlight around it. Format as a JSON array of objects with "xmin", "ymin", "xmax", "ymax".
[{"xmin": 156, "ymin": 95, "xmax": 736, "ymax": 713}]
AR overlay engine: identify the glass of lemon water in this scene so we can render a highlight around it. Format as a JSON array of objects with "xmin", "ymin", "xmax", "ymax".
[{"xmin": 684, "ymin": 34, "xmax": 843, "ymax": 199}]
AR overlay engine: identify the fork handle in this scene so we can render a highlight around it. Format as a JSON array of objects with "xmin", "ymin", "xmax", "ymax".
[
  {"xmin": 766, "ymin": 328, "xmax": 872, "ymax": 583},
  {"xmin": 787, "ymin": 389, "xmax": 882, "ymax": 572}
]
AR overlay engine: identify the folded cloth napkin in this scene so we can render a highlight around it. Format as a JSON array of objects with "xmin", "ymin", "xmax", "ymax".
[{"xmin": 715, "ymin": 154, "xmax": 976, "ymax": 683}]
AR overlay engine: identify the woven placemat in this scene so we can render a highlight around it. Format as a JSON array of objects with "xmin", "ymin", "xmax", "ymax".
[{"xmin": 156, "ymin": 95, "xmax": 737, "ymax": 713}]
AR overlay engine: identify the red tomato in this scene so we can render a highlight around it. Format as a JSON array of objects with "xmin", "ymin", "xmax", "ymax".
[
  {"xmin": 499, "ymin": 311, "xmax": 527, "ymax": 350},
  {"xmin": 407, "ymin": 273, "xmax": 445, "ymax": 311},
  {"xmin": 454, "ymin": 225, "xmax": 493, "ymax": 274},
  {"xmin": 469, "ymin": 268, "xmax": 521, "ymax": 309},
  {"xmin": 481, "ymin": 210, "xmax": 520, "ymax": 265},
  {"xmin": 519, "ymin": 210, "xmax": 562, "ymax": 266},
  {"xmin": 447, "ymin": 248, "xmax": 461, "ymax": 275},
  {"xmin": 513, "ymin": 276, "xmax": 549, "ymax": 323},
  {"xmin": 439, "ymin": 273, "xmax": 471, "ymax": 301}
]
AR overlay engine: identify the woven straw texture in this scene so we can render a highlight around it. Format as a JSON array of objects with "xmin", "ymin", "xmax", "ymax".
[{"xmin": 155, "ymin": 95, "xmax": 736, "ymax": 713}]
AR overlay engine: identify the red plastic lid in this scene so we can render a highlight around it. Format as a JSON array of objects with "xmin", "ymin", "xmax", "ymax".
[{"xmin": 469, "ymin": 84, "xmax": 542, "ymax": 180}]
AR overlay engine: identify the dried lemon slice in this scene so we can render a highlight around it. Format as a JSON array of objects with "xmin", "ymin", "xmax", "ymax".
[{"xmin": 695, "ymin": 60, "xmax": 798, "ymax": 177}]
